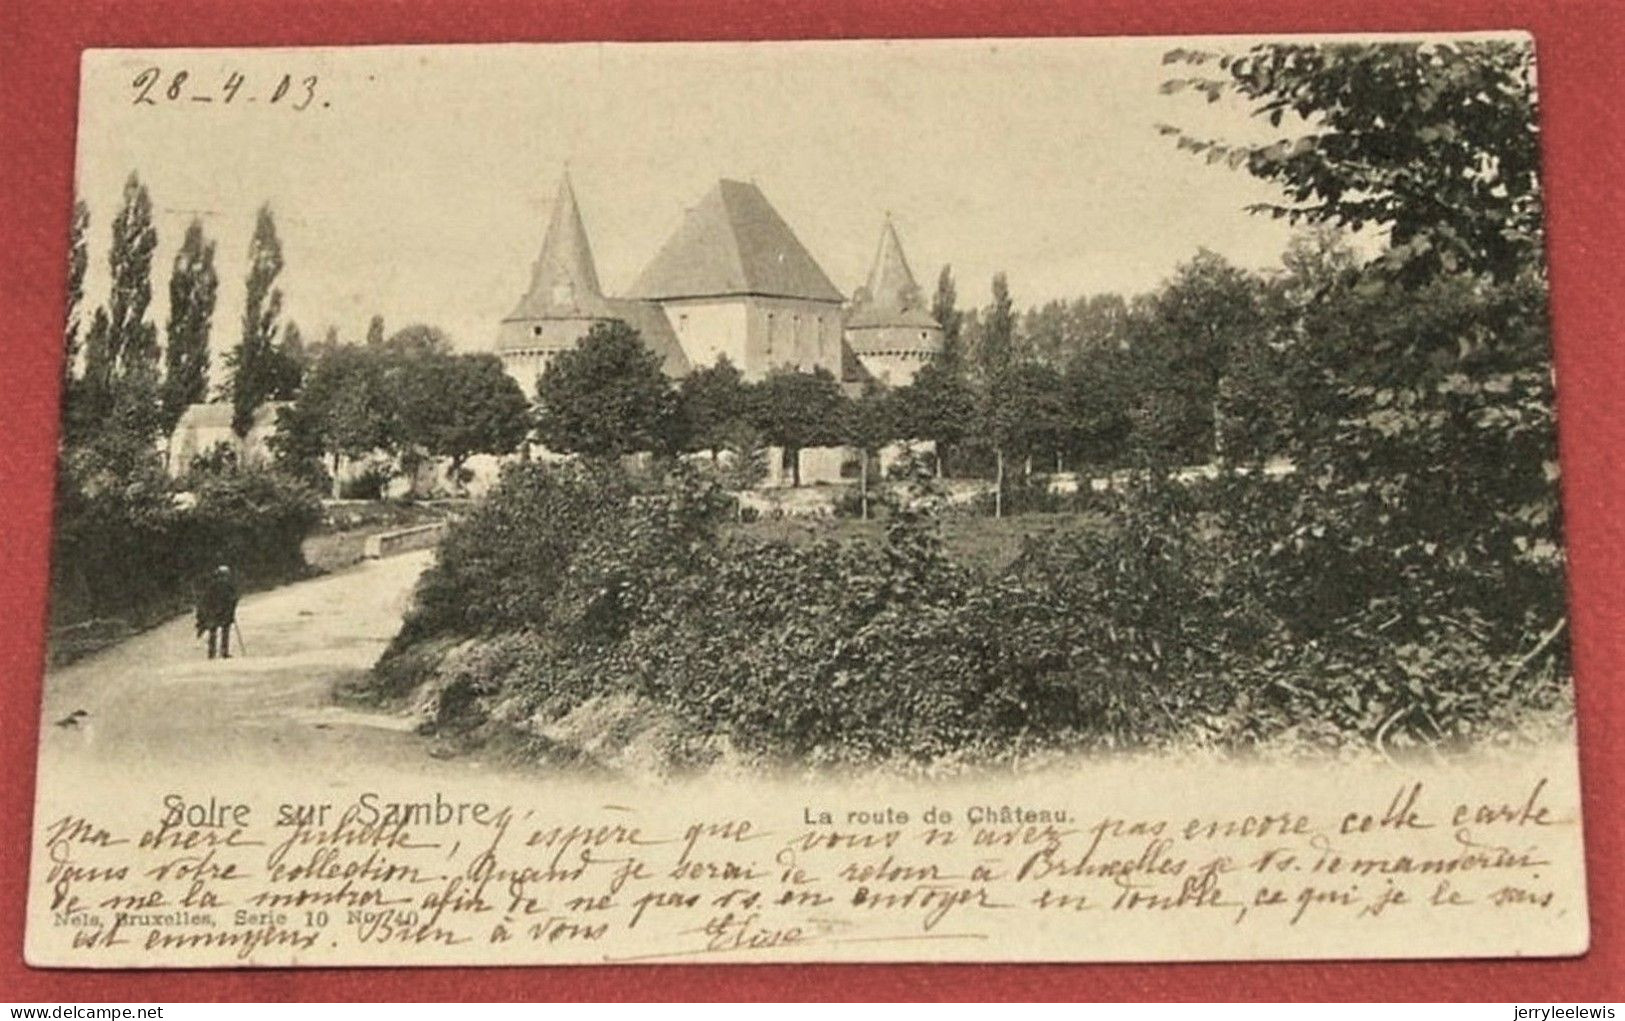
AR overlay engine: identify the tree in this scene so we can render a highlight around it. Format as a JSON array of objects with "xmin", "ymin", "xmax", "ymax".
[
  {"xmin": 160, "ymin": 219, "xmax": 218, "ymax": 436},
  {"xmin": 272, "ymin": 343, "xmax": 396, "ymax": 493},
  {"xmin": 267, "ymin": 399, "xmax": 332, "ymax": 492},
  {"xmin": 1022, "ymin": 300, "xmax": 1070, "ymax": 367},
  {"xmin": 753, "ymin": 367, "xmax": 845, "ymax": 487},
  {"xmin": 226, "ymin": 204, "xmax": 286, "ymax": 435},
  {"xmin": 1125, "ymin": 250, "xmax": 1264, "ymax": 465},
  {"xmin": 105, "ymin": 173, "xmax": 159, "ymax": 382},
  {"xmin": 311, "ymin": 325, "xmax": 343, "ymax": 359},
  {"xmin": 844, "ymin": 385, "xmax": 897, "ymax": 519},
  {"xmin": 1060, "ymin": 346, "xmax": 1134, "ymax": 472},
  {"xmin": 75, "ymin": 309, "xmax": 114, "ymax": 439},
  {"xmin": 980, "ymin": 360, "xmax": 1064, "ymax": 516},
  {"xmin": 269, "ymin": 320, "xmax": 307, "ymax": 400},
  {"xmin": 677, "ymin": 356, "xmax": 752, "ymax": 459},
  {"xmin": 1162, "ymin": 39, "xmax": 1562, "ymax": 655},
  {"xmin": 931, "ymin": 265, "xmax": 965, "ymax": 373},
  {"xmin": 1012, "ymin": 360, "xmax": 1067, "ymax": 475},
  {"xmin": 1213, "ymin": 330, "xmax": 1292, "ymax": 465},
  {"xmin": 1068, "ymin": 293, "xmax": 1133, "ymax": 357},
  {"xmin": 63, "ymin": 200, "xmax": 89, "ymax": 389},
  {"xmin": 397, "ymin": 353, "xmax": 531, "ymax": 490},
  {"xmin": 892, "ymin": 359, "xmax": 976, "ymax": 477},
  {"xmin": 535, "ymin": 320, "xmax": 678, "ymax": 459},
  {"xmin": 381, "ymin": 323, "xmax": 452, "ymax": 359},
  {"xmin": 719, "ymin": 419, "xmax": 770, "ymax": 506},
  {"xmin": 979, "ymin": 272, "xmax": 1016, "ymax": 380},
  {"xmin": 1161, "ymin": 40, "xmax": 1541, "ymax": 286},
  {"xmin": 365, "ymin": 314, "xmax": 386, "ymax": 348},
  {"xmin": 70, "ymin": 176, "xmax": 161, "ymax": 449}
]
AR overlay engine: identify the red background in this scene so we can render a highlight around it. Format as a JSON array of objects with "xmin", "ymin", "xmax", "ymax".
[{"xmin": 2, "ymin": 0, "xmax": 1621, "ymax": 1002}]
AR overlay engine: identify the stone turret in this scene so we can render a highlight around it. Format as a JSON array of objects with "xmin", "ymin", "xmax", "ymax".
[
  {"xmin": 495, "ymin": 175, "xmax": 685, "ymax": 395},
  {"xmin": 844, "ymin": 218, "xmax": 943, "ymax": 386}
]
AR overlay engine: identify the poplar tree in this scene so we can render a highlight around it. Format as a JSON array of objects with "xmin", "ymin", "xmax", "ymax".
[
  {"xmin": 980, "ymin": 272, "xmax": 1016, "ymax": 379},
  {"xmin": 979, "ymin": 272, "xmax": 1017, "ymax": 515},
  {"xmin": 63, "ymin": 200, "xmax": 89, "ymax": 388},
  {"xmin": 105, "ymin": 173, "xmax": 159, "ymax": 382},
  {"xmin": 160, "ymin": 219, "xmax": 219, "ymax": 435},
  {"xmin": 930, "ymin": 265, "xmax": 964, "ymax": 373},
  {"xmin": 75, "ymin": 175, "xmax": 161, "ymax": 446},
  {"xmin": 227, "ymin": 204, "xmax": 286, "ymax": 435}
]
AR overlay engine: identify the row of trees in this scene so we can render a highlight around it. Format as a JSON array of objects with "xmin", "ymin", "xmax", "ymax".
[
  {"xmin": 534, "ymin": 324, "xmax": 844, "ymax": 482},
  {"xmin": 62, "ymin": 176, "xmax": 307, "ymax": 460},
  {"xmin": 270, "ymin": 329, "xmax": 530, "ymax": 495},
  {"xmin": 53, "ymin": 178, "xmax": 323, "ymax": 634},
  {"xmin": 62, "ymin": 175, "xmax": 537, "ymax": 500},
  {"xmin": 527, "ymin": 241, "xmax": 1328, "ymax": 516}
]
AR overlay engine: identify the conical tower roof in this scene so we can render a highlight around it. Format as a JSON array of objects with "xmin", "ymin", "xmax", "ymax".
[
  {"xmin": 505, "ymin": 174, "xmax": 617, "ymax": 321},
  {"xmin": 627, "ymin": 180, "xmax": 844, "ymax": 303},
  {"xmin": 848, "ymin": 218, "xmax": 940, "ymax": 330}
]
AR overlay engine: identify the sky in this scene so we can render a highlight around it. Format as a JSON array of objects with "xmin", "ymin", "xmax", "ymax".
[{"xmin": 75, "ymin": 37, "xmax": 1327, "ymax": 369}]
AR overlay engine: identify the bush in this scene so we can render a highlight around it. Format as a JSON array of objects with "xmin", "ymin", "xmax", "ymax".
[
  {"xmin": 50, "ymin": 454, "xmax": 321, "ymax": 647},
  {"xmin": 51, "ymin": 441, "xmax": 190, "ymax": 628},
  {"xmin": 185, "ymin": 442, "xmax": 240, "ymax": 481},
  {"xmin": 377, "ymin": 456, "xmax": 1567, "ymax": 769},
  {"xmin": 188, "ymin": 468, "xmax": 322, "ymax": 581},
  {"xmin": 395, "ymin": 459, "xmax": 726, "ymax": 645},
  {"xmin": 338, "ymin": 463, "xmax": 393, "ymax": 501}
]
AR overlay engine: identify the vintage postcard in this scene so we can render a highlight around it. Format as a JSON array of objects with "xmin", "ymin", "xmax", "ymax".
[{"xmin": 27, "ymin": 35, "xmax": 1586, "ymax": 968}]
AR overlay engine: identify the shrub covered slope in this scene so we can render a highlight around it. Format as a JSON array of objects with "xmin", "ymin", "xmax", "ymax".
[{"xmin": 371, "ymin": 458, "xmax": 1569, "ymax": 774}]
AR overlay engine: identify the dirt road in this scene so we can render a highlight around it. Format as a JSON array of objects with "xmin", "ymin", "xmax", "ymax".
[{"xmin": 34, "ymin": 551, "xmax": 480, "ymax": 783}]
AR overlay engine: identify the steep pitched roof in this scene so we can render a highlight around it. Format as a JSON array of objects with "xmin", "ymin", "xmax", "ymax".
[
  {"xmin": 505, "ymin": 175, "xmax": 618, "ymax": 321},
  {"xmin": 847, "ymin": 218, "xmax": 941, "ymax": 330},
  {"xmin": 627, "ymin": 180, "xmax": 843, "ymax": 304}
]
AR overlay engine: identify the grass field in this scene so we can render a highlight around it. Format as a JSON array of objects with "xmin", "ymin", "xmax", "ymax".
[{"xmin": 728, "ymin": 510, "xmax": 1110, "ymax": 574}]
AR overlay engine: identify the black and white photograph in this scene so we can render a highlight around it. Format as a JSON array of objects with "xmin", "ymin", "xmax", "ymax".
[{"xmin": 26, "ymin": 35, "xmax": 1587, "ymax": 968}]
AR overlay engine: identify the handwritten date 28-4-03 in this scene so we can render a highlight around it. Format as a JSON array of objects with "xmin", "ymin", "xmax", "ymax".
[{"xmin": 130, "ymin": 68, "xmax": 325, "ymax": 111}]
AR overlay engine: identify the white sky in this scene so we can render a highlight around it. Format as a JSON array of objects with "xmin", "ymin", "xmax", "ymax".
[{"xmin": 75, "ymin": 38, "xmax": 1329, "ymax": 368}]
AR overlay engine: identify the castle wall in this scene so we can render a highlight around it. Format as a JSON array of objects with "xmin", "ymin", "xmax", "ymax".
[
  {"xmin": 846, "ymin": 324, "xmax": 944, "ymax": 387},
  {"xmin": 745, "ymin": 296, "xmax": 844, "ymax": 380},
  {"xmin": 659, "ymin": 296, "xmax": 843, "ymax": 381},
  {"xmin": 659, "ymin": 299, "xmax": 751, "ymax": 374}
]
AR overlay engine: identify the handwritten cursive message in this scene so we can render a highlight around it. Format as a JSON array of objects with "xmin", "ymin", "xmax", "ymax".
[{"xmin": 26, "ymin": 763, "xmax": 1589, "ymax": 967}]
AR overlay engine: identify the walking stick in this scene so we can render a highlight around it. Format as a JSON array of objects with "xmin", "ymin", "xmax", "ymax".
[{"xmin": 233, "ymin": 620, "xmax": 248, "ymax": 655}]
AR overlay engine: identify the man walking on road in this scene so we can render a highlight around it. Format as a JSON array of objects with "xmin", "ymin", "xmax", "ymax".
[{"xmin": 196, "ymin": 565, "xmax": 239, "ymax": 660}]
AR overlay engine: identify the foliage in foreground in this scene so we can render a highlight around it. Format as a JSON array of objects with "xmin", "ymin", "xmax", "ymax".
[
  {"xmin": 376, "ymin": 459, "xmax": 1568, "ymax": 771},
  {"xmin": 51, "ymin": 437, "xmax": 320, "ymax": 639}
]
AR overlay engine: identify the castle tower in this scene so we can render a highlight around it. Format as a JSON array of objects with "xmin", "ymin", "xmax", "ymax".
[
  {"xmin": 844, "ymin": 217, "xmax": 943, "ymax": 386},
  {"xmin": 496, "ymin": 175, "xmax": 686, "ymax": 395},
  {"xmin": 626, "ymin": 180, "xmax": 845, "ymax": 381}
]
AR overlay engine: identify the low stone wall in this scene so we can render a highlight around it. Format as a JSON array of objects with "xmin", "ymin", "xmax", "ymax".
[{"xmin": 363, "ymin": 521, "xmax": 446, "ymax": 559}]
